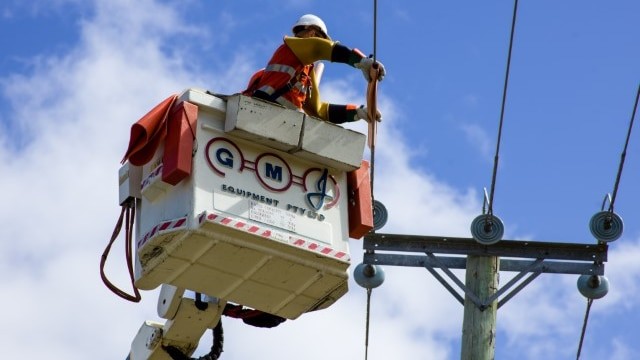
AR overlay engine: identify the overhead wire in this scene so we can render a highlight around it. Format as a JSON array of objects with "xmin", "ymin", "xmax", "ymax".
[
  {"xmin": 487, "ymin": 0, "xmax": 519, "ymax": 218},
  {"xmin": 361, "ymin": 0, "xmax": 635, "ymax": 357},
  {"xmin": 576, "ymin": 84, "xmax": 639, "ymax": 358},
  {"xmin": 364, "ymin": 288, "xmax": 373, "ymax": 360},
  {"xmin": 373, "ymin": 0, "xmax": 377, "ymax": 63},
  {"xmin": 576, "ymin": 298, "xmax": 594, "ymax": 360},
  {"xmin": 368, "ymin": 0, "xmax": 379, "ymax": 204},
  {"xmin": 608, "ymin": 83, "xmax": 639, "ymax": 213},
  {"xmin": 363, "ymin": 2, "xmax": 378, "ymax": 360}
]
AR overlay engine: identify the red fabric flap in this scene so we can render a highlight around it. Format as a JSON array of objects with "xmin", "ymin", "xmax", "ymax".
[
  {"xmin": 347, "ymin": 160, "xmax": 373, "ymax": 239},
  {"xmin": 122, "ymin": 94, "xmax": 178, "ymax": 166},
  {"xmin": 162, "ymin": 101, "xmax": 198, "ymax": 185}
]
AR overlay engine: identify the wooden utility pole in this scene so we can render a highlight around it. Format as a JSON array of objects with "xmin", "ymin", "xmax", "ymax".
[{"xmin": 461, "ymin": 255, "xmax": 499, "ymax": 360}]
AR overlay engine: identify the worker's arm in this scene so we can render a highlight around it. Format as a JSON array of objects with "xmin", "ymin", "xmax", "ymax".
[
  {"xmin": 304, "ymin": 70, "xmax": 353, "ymax": 123},
  {"xmin": 304, "ymin": 71, "xmax": 379, "ymax": 124},
  {"xmin": 284, "ymin": 36, "xmax": 386, "ymax": 83},
  {"xmin": 309, "ymin": 102, "xmax": 379, "ymax": 124},
  {"xmin": 284, "ymin": 36, "xmax": 366, "ymax": 66},
  {"xmin": 306, "ymin": 100, "xmax": 359, "ymax": 124}
]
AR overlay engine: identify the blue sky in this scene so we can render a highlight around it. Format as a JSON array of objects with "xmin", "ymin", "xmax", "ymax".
[{"xmin": 1, "ymin": 0, "xmax": 639, "ymax": 359}]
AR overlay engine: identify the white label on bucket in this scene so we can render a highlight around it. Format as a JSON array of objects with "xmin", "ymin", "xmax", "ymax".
[{"xmin": 249, "ymin": 200, "xmax": 296, "ymax": 233}]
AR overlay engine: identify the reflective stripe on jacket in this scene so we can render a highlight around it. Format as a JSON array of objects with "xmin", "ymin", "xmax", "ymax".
[{"xmin": 249, "ymin": 41, "xmax": 313, "ymax": 109}]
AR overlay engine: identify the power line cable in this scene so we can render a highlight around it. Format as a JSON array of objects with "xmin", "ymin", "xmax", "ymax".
[
  {"xmin": 608, "ymin": 83, "xmax": 639, "ymax": 212},
  {"xmin": 369, "ymin": 0, "xmax": 378, "ymax": 206},
  {"xmin": 576, "ymin": 84, "xmax": 639, "ymax": 358},
  {"xmin": 487, "ymin": 0, "xmax": 519, "ymax": 217},
  {"xmin": 576, "ymin": 298, "xmax": 593, "ymax": 359},
  {"xmin": 364, "ymin": 288, "xmax": 372, "ymax": 360},
  {"xmin": 373, "ymin": 0, "xmax": 377, "ymax": 63},
  {"xmin": 362, "ymin": 4, "xmax": 378, "ymax": 360}
]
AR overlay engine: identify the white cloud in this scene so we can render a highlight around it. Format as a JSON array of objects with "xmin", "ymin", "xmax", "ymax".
[
  {"xmin": 599, "ymin": 238, "xmax": 640, "ymax": 310},
  {"xmin": 2, "ymin": 1, "xmax": 640, "ymax": 360},
  {"xmin": 0, "ymin": 1, "xmax": 218, "ymax": 358},
  {"xmin": 609, "ymin": 338, "xmax": 640, "ymax": 360},
  {"xmin": 459, "ymin": 122, "xmax": 493, "ymax": 161}
]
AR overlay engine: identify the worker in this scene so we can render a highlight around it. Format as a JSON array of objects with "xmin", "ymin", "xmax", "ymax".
[{"xmin": 243, "ymin": 14, "xmax": 386, "ymax": 124}]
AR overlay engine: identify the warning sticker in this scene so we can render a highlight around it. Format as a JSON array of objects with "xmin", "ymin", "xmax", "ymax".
[{"xmin": 249, "ymin": 200, "xmax": 296, "ymax": 233}]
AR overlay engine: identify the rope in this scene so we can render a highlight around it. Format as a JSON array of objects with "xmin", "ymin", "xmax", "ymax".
[
  {"xmin": 487, "ymin": 0, "xmax": 519, "ymax": 218},
  {"xmin": 100, "ymin": 199, "xmax": 141, "ymax": 302},
  {"xmin": 608, "ymin": 83, "xmax": 639, "ymax": 213},
  {"xmin": 576, "ymin": 298, "xmax": 594, "ymax": 359}
]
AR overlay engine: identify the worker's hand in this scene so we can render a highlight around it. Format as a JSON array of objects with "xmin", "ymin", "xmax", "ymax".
[
  {"xmin": 354, "ymin": 57, "xmax": 386, "ymax": 82},
  {"xmin": 355, "ymin": 105, "xmax": 382, "ymax": 122}
]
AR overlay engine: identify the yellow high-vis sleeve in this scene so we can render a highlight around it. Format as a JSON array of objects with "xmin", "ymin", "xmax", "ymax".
[
  {"xmin": 284, "ymin": 36, "xmax": 335, "ymax": 65},
  {"xmin": 303, "ymin": 70, "xmax": 330, "ymax": 121}
]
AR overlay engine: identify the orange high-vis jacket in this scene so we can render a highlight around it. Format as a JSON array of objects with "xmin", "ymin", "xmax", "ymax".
[
  {"xmin": 244, "ymin": 36, "xmax": 363, "ymax": 124},
  {"xmin": 247, "ymin": 42, "xmax": 313, "ymax": 109}
]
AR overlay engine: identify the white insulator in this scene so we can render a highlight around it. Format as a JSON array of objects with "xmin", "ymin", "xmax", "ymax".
[
  {"xmin": 354, "ymin": 262, "xmax": 385, "ymax": 289},
  {"xmin": 589, "ymin": 211, "xmax": 623, "ymax": 242},
  {"xmin": 372, "ymin": 200, "xmax": 388, "ymax": 231},
  {"xmin": 470, "ymin": 214, "xmax": 504, "ymax": 245},
  {"xmin": 577, "ymin": 275, "xmax": 609, "ymax": 300}
]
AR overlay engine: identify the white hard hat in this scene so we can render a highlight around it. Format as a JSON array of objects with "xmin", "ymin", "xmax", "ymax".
[{"xmin": 292, "ymin": 14, "xmax": 330, "ymax": 39}]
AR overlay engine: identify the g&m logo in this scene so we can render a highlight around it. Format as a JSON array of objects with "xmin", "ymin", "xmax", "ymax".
[
  {"xmin": 306, "ymin": 169, "xmax": 333, "ymax": 211},
  {"xmin": 205, "ymin": 137, "xmax": 339, "ymax": 210}
]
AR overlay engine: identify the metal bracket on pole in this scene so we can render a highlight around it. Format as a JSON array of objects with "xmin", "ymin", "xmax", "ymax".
[
  {"xmin": 363, "ymin": 233, "xmax": 607, "ymax": 309},
  {"xmin": 423, "ymin": 253, "xmax": 544, "ymax": 310}
]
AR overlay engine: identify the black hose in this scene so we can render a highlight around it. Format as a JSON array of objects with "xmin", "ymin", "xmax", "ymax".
[{"xmin": 163, "ymin": 320, "xmax": 224, "ymax": 360}]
